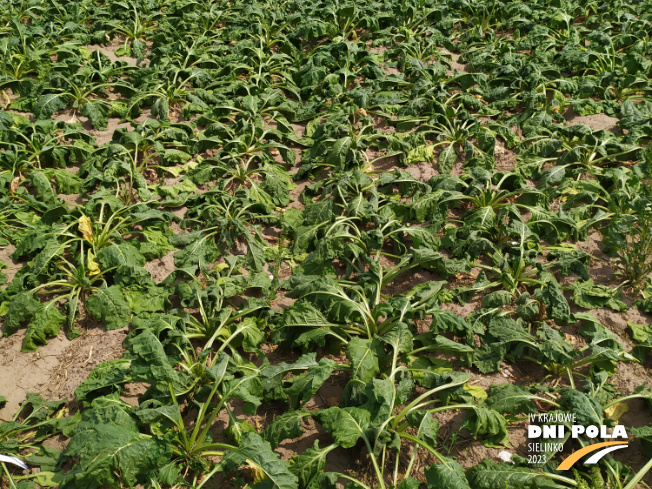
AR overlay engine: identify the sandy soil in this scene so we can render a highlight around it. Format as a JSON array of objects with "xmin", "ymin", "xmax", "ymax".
[
  {"xmin": 564, "ymin": 110, "xmax": 620, "ymax": 133},
  {"xmin": 0, "ymin": 326, "xmax": 127, "ymax": 421}
]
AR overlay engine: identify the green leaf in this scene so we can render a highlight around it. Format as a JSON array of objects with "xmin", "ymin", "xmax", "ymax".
[
  {"xmin": 80, "ymin": 101, "xmax": 109, "ymax": 130},
  {"xmin": 485, "ymin": 384, "xmax": 538, "ymax": 415},
  {"xmin": 630, "ymin": 321, "xmax": 652, "ymax": 343},
  {"xmin": 380, "ymin": 321, "xmax": 414, "ymax": 354},
  {"xmin": 2, "ymin": 292, "xmax": 44, "ymax": 336},
  {"xmin": 465, "ymin": 460, "xmax": 554, "ymax": 489},
  {"xmin": 134, "ymin": 404, "xmax": 181, "ymax": 436},
  {"xmin": 53, "ymin": 170, "xmax": 81, "ymax": 194},
  {"xmin": 405, "ymin": 410, "xmax": 439, "ymax": 449},
  {"xmin": 262, "ymin": 409, "xmax": 309, "ymax": 449},
  {"xmin": 289, "ymin": 441, "xmax": 337, "ymax": 489},
  {"xmin": 406, "ymin": 144, "xmax": 435, "ymax": 166},
  {"xmin": 411, "ymin": 248, "xmax": 470, "ymax": 277},
  {"xmin": 535, "ymin": 281, "xmax": 572, "ymax": 325},
  {"xmin": 28, "ymin": 172, "xmax": 60, "ymax": 206},
  {"xmin": 162, "ymin": 149, "xmax": 192, "ymax": 164},
  {"xmin": 275, "ymin": 301, "xmax": 340, "ymax": 346},
  {"xmin": 438, "ymin": 145, "xmax": 457, "ymax": 174},
  {"xmin": 62, "ymin": 401, "xmax": 171, "ymax": 488},
  {"xmin": 425, "ymin": 458, "xmax": 471, "ymax": 489},
  {"xmin": 482, "ymin": 290, "xmax": 512, "ymax": 308},
  {"xmin": 284, "ymin": 357, "xmax": 337, "ymax": 409},
  {"xmin": 312, "ymin": 406, "xmax": 371, "ymax": 448},
  {"xmin": 74, "ymin": 358, "xmax": 132, "ymax": 402},
  {"xmin": 538, "ymin": 165, "xmax": 566, "ymax": 188},
  {"xmin": 398, "ymin": 478, "xmax": 421, "ymax": 489},
  {"xmin": 571, "ymin": 279, "xmax": 627, "ymax": 311},
  {"xmin": 558, "ymin": 388, "xmax": 603, "ymax": 426},
  {"xmin": 126, "ymin": 329, "xmax": 185, "ymax": 391},
  {"xmin": 347, "ymin": 337, "xmax": 382, "ymax": 384},
  {"xmin": 23, "ymin": 301, "xmax": 66, "ymax": 352},
  {"xmin": 86, "ymin": 285, "xmax": 131, "ymax": 330},
  {"xmin": 97, "ymin": 243, "xmax": 146, "ymax": 269},
  {"xmin": 33, "ymin": 94, "xmax": 69, "ymax": 119},
  {"xmin": 123, "ymin": 287, "xmax": 171, "ymax": 314},
  {"xmin": 219, "ymin": 432, "xmax": 298, "ymax": 489},
  {"xmin": 464, "ymin": 406, "xmax": 510, "ymax": 447}
]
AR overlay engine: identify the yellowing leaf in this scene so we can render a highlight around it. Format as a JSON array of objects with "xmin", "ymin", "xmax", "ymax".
[
  {"xmin": 213, "ymin": 263, "xmax": 229, "ymax": 272},
  {"xmin": 87, "ymin": 251, "xmax": 101, "ymax": 276},
  {"xmin": 244, "ymin": 461, "xmax": 266, "ymax": 484},
  {"xmin": 10, "ymin": 177, "xmax": 19, "ymax": 193},
  {"xmin": 78, "ymin": 215, "xmax": 93, "ymax": 244},
  {"xmin": 604, "ymin": 402, "xmax": 628, "ymax": 422},
  {"xmin": 464, "ymin": 384, "xmax": 488, "ymax": 400}
]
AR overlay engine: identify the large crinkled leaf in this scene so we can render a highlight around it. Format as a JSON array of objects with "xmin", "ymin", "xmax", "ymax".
[
  {"xmin": 74, "ymin": 358, "xmax": 132, "ymax": 402},
  {"xmin": 227, "ymin": 317, "xmax": 265, "ymax": 353},
  {"xmin": 261, "ymin": 163, "xmax": 293, "ymax": 207},
  {"xmin": 133, "ymin": 404, "xmax": 181, "ymax": 436},
  {"xmin": 276, "ymin": 302, "xmax": 340, "ymax": 338},
  {"xmin": 538, "ymin": 165, "xmax": 566, "ymax": 188},
  {"xmin": 398, "ymin": 478, "xmax": 421, "ymax": 489},
  {"xmin": 219, "ymin": 432, "xmax": 298, "ymax": 489},
  {"xmin": 171, "ymin": 232, "xmax": 220, "ymax": 273},
  {"xmin": 430, "ymin": 309, "xmax": 483, "ymax": 337},
  {"xmin": 405, "ymin": 410, "xmax": 439, "ymax": 449},
  {"xmin": 289, "ymin": 440, "xmax": 338, "ymax": 489},
  {"xmin": 96, "ymin": 243, "xmax": 146, "ymax": 269},
  {"xmin": 28, "ymin": 171, "xmax": 61, "ymax": 207},
  {"xmin": 312, "ymin": 406, "xmax": 371, "ymax": 448},
  {"xmin": 411, "ymin": 248, "xmax": 470, "ymax": 277},
  {"xmin": 482, "ymin": 290, "xmax": 513, "ymax": 308},
  {"xmin": 62, "ymin": 401, "xmax": 171, "ymax": 489},
  {"xmin": 29, "ymin": 240, "xmax": 65, "ymax": 278},
  {"xmin": 438, "ymin": 145, "xmax": 457, "ymax": 175},
  {"xmin": 380, "ymin": 322, "xmax": 414, "ymax": 354},
  {"xmin": 576, "ymin": 312, "xmax": 630, "ymax": 363},
  {"xmin": 2, "ymin": 291, "xmax": 44, "ymax": 336},
  {"xmin": 558, "ymin": 388, "xmax": 603, "ymax": 426},
  {"xmin": 488, "ymin": 317, "xmax": 537, "ymax": 345},
  {"xmin": 80, "ymin": 100, "xmax": 109, "ymax": 130},
  {"xmin": 23, "ymin": 301, "xmax": 66, "ymax": 352},
  {"xmin": 360, "ymin": 378, "xmax": 396, "ymax": 429},
  {"xmin": 346, "ymin": 336, "xmax": 382, "ymax": 384},
  {"xmin": 484, "ymin": 384, "xmax": 538, "ymax": 415},
  {"xmin": 260, "ymin": 353, "xmax": 323, "ymax": 391},
  {"xmin": 86, "ymin": 285, "xmax": 131, "ymax": 330},
  {"xmin": 262, "ymin": 409, "xmax": 309, "ymax": 448},
  {"xmin": 122, "ymin": 286, "xmax": 171, "ymax": 314},
  {"xmin": 537, "ymin": 324, "xmax": 577, "ymax": 365},
  {"xmin": 53, "ymin": 169, "xmax": 82, "ymax": 194},
  {"xmin": 260, "ymin": 353, "xmax": 335, "ymax": 407},
  {"xmin": 410, "ymin": 189, "xmax": 449, "ymax": 222},
  {"xmin": 283, "ymin": 357, "xmax": 337, "ymax": 409},
  {"xmin": 33, "ymin": 93, "xmax": 69, "ymax": 119},
  {"xmin": 570, "ymin": 279, "xmax": 627, "ymax": 311},
  {"xmin": 137, "ymin": 229, "xmax": 175, "ymax": 260},
  {"xmin": 126, "ymin": 329, "xmax": 186, "ymax": 392},
  {"xmin": 406, "ymin": 143, "xmax": 435, "ymax": 166},
  {"xmin": 425, "ymin": 457, "xmax": 471, "ymax": 489},
  {"xmin": 464, "ymin": 406, "xmax": 510, "ymax": 447},
  {"xmin": 534, "ymin": 280, "xmax": 572, "ymax": 325},
  {"xmin": 465, "ymin": 460, "xmax": 556, "ymax": 489}
]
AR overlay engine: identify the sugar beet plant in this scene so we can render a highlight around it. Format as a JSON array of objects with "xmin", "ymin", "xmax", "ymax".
[{"xmin": 1, "ymin": 0, "xmax": 652, "ymax": 488}]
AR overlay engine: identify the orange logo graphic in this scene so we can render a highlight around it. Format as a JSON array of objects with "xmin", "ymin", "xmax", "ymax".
[{"xmin": 556, "ymin": 441, "xmax": 629, "ymax": 471}]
